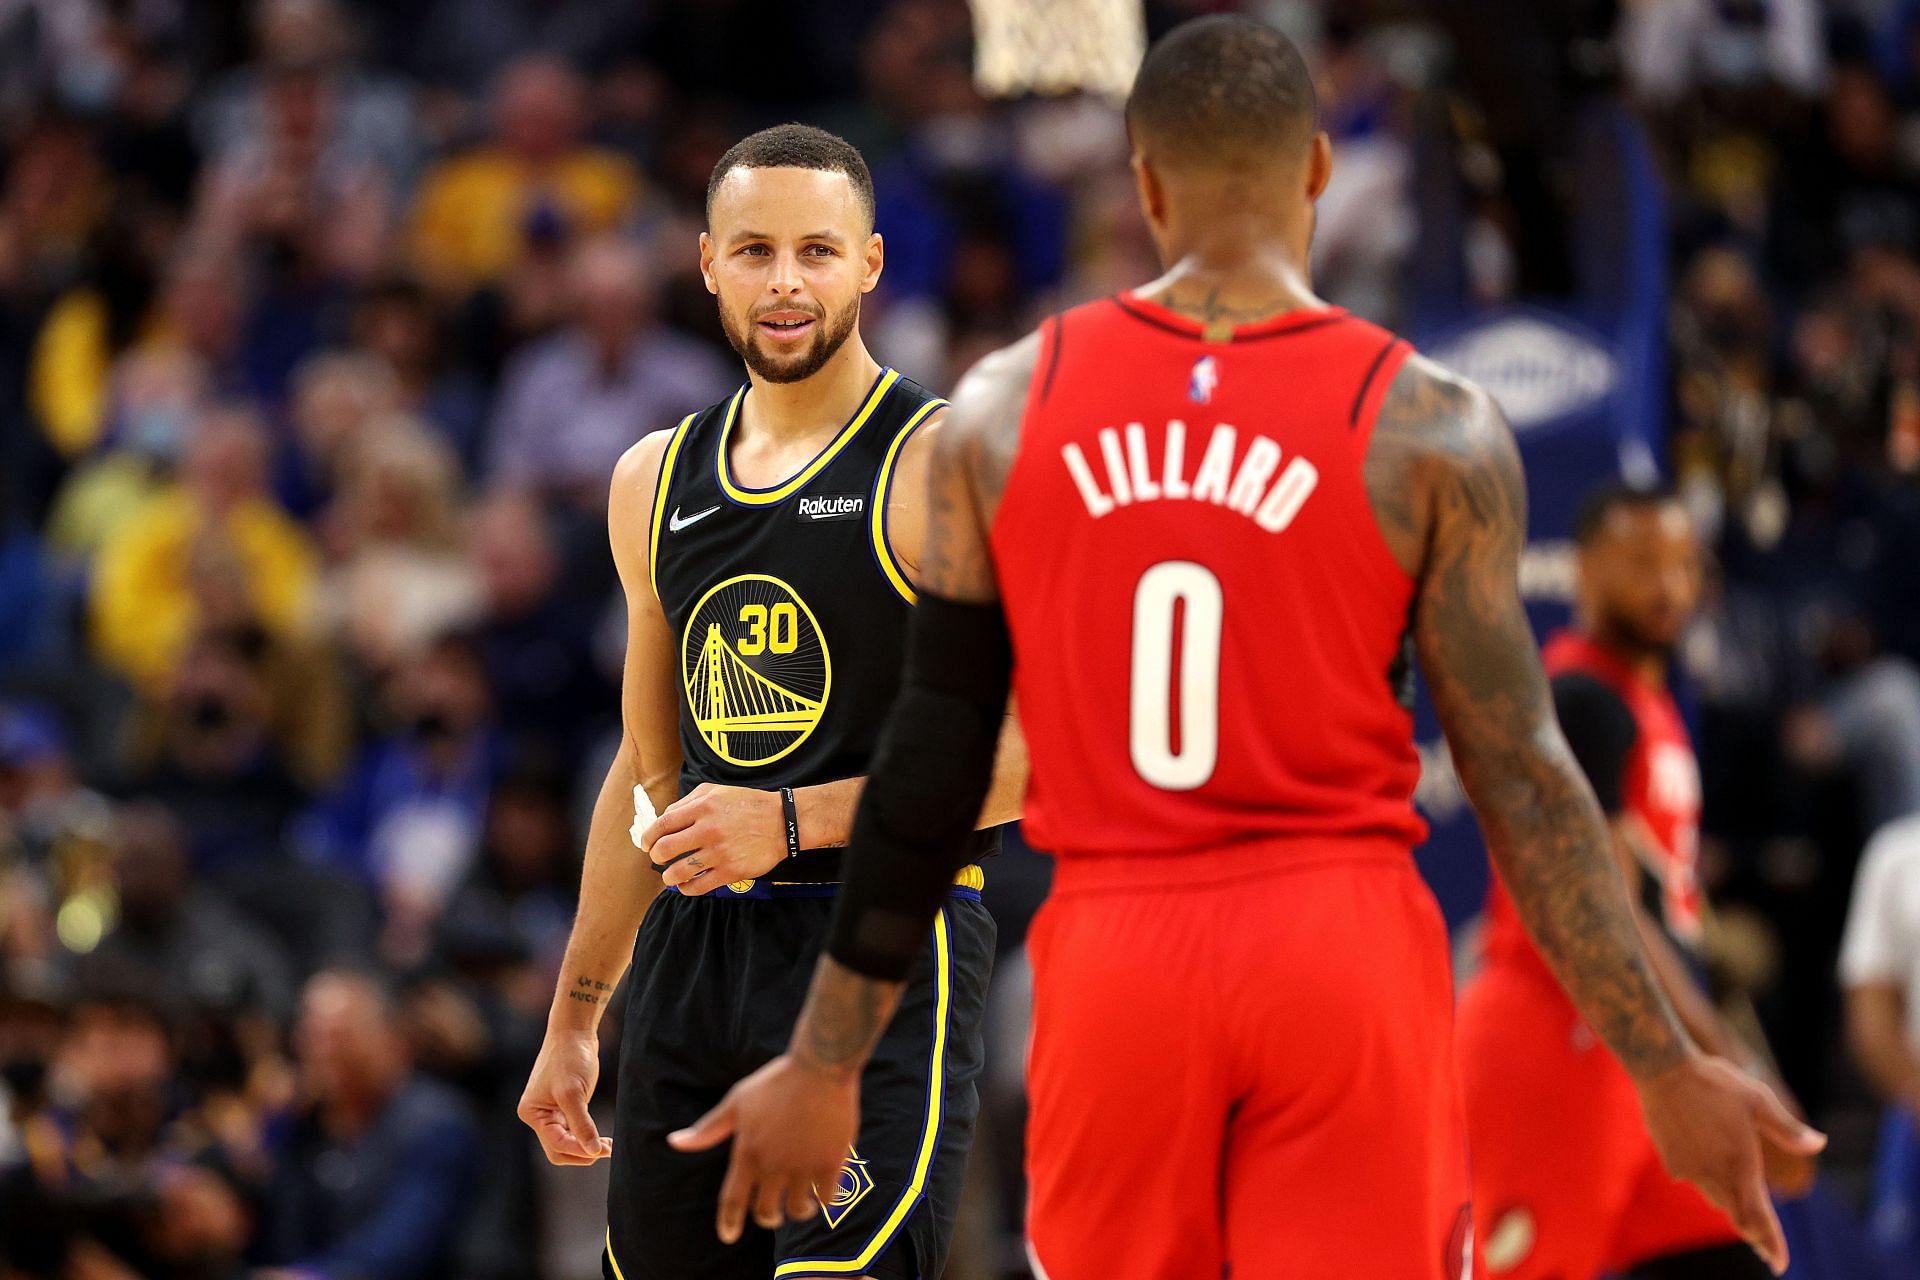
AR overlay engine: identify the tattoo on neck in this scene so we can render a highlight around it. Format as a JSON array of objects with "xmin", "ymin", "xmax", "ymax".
[{"xmin": 1153, "ymin": 285, "xmax": 1299, "ymax": 327}]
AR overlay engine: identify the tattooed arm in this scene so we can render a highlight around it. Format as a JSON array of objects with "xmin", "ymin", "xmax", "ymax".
[
  {"xmin": 667, "ymin": 334, "xmax": 1040, "ymax": 1244},
  {"xmin": 517, "ymin": 431, "xmax": 684, "ymax": 1167},
  {"xmin": 1367, "ymin": 356, "xmax": 1821, "ymax": 1270}
]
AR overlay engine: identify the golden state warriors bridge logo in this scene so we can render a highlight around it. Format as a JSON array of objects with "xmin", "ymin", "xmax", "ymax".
[
  {"xmin": 681, "ymin": 574, "xmax": 831, "ymax": 767},
  {"xmin": 817, "ymin": 1149, "xmax": 874, "ymax": 1228}
]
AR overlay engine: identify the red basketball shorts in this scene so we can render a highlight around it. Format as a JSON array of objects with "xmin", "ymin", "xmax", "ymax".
[
  {"xmin": 1455, "ymin": 960, "xmax": 1741, "ymax": 1277},
  {"xmin": 1023, "ymin": 841, "xmax": 1477, "ymax": 1280}
]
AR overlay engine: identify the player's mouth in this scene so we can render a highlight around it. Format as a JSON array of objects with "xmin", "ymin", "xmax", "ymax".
[{"xmin": 756, "ymin": 310, "xmax": 819, "ymax": 344}]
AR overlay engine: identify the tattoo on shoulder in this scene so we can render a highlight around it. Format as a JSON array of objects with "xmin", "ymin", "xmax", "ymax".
[
  {"xmin": 917, "ymin": 332, "xmax": 1042, "ymax": 601},
  {"xmin": 1363, "ymin": 354, "xmax": 1524, "ymax": 579}
]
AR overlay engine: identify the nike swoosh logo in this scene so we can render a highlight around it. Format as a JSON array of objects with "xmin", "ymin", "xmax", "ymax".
[{"xmin": 669, "ymin": 505, "xmax": 721, "ymax": 532}]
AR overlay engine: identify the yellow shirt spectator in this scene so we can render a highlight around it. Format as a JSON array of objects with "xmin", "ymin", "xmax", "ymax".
[
  {"xmin": 408, "ymin": 148, "xmax": 641, "ymax": 293},
  {"xmin": 91, "ymin": 487, "xmax": 319, "ymax": 695}
]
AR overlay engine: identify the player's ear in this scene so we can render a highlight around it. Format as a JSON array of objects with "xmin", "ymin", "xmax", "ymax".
[
  {"xmin": 1130, "ymin": 152, "xmax": 1167, "ymax": 233},
  {"xmin": 698, "ymin": 231, "xmax": 718, "ymax": 295},
  {"xmin": 1306, "ymin": 132, "xmax": 1333, "ymax": 201},
  {"xmin": 861, "ymin": 232, "xmax": 884, "ymax": 294}
]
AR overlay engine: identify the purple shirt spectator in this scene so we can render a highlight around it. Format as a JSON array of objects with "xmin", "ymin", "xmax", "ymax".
[{"xmin": 483, "ymin": 236, "xmax": 732, "ymax": 500}]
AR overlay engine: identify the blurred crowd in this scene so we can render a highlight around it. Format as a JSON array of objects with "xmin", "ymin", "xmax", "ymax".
[{"xmin": 2, "ymin": 0, "xmax": 1920, "ymax": 1277}]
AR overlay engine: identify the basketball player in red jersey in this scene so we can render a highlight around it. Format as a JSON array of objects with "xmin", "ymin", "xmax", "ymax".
[
  {"xmin": 1460, "ymin": 483, "xmax": 1815, "ymax": 1280},
  {"xmin": 671, "ymin": 17, "xmax": 1825, "ymax": 1278}
]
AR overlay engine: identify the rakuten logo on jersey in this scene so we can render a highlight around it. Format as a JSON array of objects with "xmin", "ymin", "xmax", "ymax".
[
  {"xmin": 795, "ymin": 494, "xmax": 866, "ymax": 522},
  {"xmin": 1060, "ymin": 421, "xmax": 1318, "ymax": 534}
]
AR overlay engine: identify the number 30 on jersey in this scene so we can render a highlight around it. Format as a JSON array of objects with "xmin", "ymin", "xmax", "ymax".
[{"xmin": 1130, "ymin": 561, "xmax": 1222, "ymax": 790}]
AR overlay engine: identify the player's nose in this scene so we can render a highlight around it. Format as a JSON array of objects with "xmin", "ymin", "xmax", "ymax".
[{"xmin": 767, "ymin": 249, "xmax": 806, "ymax": 294}]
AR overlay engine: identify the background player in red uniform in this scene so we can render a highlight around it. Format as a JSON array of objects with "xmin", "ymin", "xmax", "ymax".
[
  {"xmin": 1459, "ymin": 483, "xmax": 1816, "ymax": 1279},
  {"xmin": 672, "ymin": 17, "xmax": 1826, "ymax": 1278}
]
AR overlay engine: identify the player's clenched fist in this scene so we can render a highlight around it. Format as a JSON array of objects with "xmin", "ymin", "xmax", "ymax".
[
  {"xmin": 1634, "ymin": 1053, "xmax": 1827, "ymax": 1274},
  {"xmin": 519, "ymin": 1029, "xmax": 614, "ymax": 1166}
]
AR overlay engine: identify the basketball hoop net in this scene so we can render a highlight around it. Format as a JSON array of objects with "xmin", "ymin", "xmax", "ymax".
[{"xmin": 968, "ymin": 0, "xmax": 1146, "ymax": 102}]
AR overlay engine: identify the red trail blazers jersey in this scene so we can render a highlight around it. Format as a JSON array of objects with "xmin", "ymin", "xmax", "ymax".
[
  {"xmin": 990, "ymin": 292, "xmax": 1428, "ymax": 860},
  {"xmin": 1481, "ymin": 629, "xmax": 1705, "ymax": 987}
]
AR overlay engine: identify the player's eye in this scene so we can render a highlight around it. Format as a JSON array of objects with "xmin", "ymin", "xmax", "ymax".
[
  {"xmin": 804, "ymin": 244, "xmax": 836, "ymax": 257},
  {"xmin": 738, "ymin": 244, "xmax": 769, "ymax": 257}
]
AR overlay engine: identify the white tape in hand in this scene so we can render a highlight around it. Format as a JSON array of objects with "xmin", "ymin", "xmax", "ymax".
[{"xmin": 630, "ymin": 784, "xmax": 659, "ymax": 851}]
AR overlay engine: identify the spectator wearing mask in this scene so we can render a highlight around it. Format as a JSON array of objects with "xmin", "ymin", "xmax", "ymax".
[
  {"xmin": 300, "ymin": 634, "xmax": 500, "ymax": 964},
  {"xmin": 90, "ymin": 405, "xmax": 317, "ymax": 695},
  {"xmin": 408, "ymin": 57, "xmax": 640, "ymax": 297},
  {"xmin": 257, "ymin": 970, "xmax": 478, "ymax": 1280},
  {"xmin": 121, "ymin": 630, "xmax": 308, "ymax": 874},
  {"xmin": 44, "ymin": 346, "xmax": 210, "ymax": 566},
  {"xmin": 483, "ymin": 234, "xmax": 729, "ymax": 503},
  {"xmin": 1, "ymin": 981, "xmax": 253, "ymax": 1280}
]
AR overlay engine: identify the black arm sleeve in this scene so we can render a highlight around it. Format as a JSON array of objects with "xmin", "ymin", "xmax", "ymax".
[
  {"xmin": 826, "ymin": 592, "xmax": 1014, "ymax": 981},
  {"xmin": 1550, "ymin": 672, "xmax": 1639, "ymax": 815}
]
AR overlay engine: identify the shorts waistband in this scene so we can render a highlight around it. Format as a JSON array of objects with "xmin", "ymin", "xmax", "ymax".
[
  {"xmin": 665, "ymin": 863, "xmax": 986, "ymax": 902},
  {"xmin": 1045, "ymin": 838, "xmax": 1411, "ymax": 897}
]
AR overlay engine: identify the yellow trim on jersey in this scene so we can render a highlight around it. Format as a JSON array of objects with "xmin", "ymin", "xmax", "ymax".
[
  {"xmin": 717, "ymin": 369, "xmax": 900, "ymax": 505},
  {"xmin": 774, "ymin": 908, "xmax": 952, "ymax": 1278},
  {"xmin": 953, "ymin": 863, "xmax": 985, "ymax": 891},
  {"xmin": 605, "ymin": 1231, "xmax": 628, "ymax": 1280},
  {"xmin": 870, "ymin": 397, "xmax": 947, "ymax": 605},
  {"xmin": 647, "ymin": 413, "xmax": 699, "ymax": 599}
]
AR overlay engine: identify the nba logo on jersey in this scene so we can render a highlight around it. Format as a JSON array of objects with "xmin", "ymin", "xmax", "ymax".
[{"xmin": 1188, "ymin": 355, "xmax": 1218, "ymax": 404}]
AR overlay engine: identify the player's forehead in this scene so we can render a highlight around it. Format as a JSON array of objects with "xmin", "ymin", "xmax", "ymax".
[
  {"xmin": 1593, "ymin": 502, "xmax": 1697, "ymax": 559},
  {"xmin": 708, "ymin": 166, "xmax": 868, "ymax": 240}
]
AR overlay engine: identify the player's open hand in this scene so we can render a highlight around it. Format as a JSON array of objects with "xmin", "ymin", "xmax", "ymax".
[
  {"xmin": 1635, "ymin": 1053, "xmax": 1827, "ymax": 1274},
  {"xmin": 518, "ymin": 1029, "xmax": 613, "ymax": 1165},
  {"xmin": 643, "ymin": 783, "xmax": 789, "ymax": 895},
  {"xmin": 668, "ymin": 1053, "xmax": 858, "ymax": 1244}
]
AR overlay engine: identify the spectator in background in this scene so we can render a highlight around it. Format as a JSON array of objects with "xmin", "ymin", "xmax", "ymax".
[
  {"xmin": 301, "ymin": 634, "xmax": 499, "ymax": 966},
  {"xmin": 281, "ymin": 348, "xmax": 402, "ymax": 517},
  {"xmin": 468, "ymin": 492, "xmax": 612, "ymax": 766},
  {"xmin": 1841, "ymin": 812, "xmax": 1920, "ymax": 1257},
  {"xmin": 316, "ymin": 418, "xmax": 482, "ymax": 674},
  {"xmin": 195, "ymin": 0, "xmax": 418, "ymax": 199},
  {"xmin": 438, "ymin": 766, "xmax": 577, "ymax": 994},
  {"xmin": 67, "ymin": 804, "xmax": 295, "ymax": 1027},
  {"xmin": 27, "ymin": 211, "xmax": 166, "ymax": 461},
  {"xmin": 2, "ymin": 982, "xmax": 255, "ymax": 1280},
  {"xmin": 90, "ymin": 404, "xmax": 316, "ymax": 694},
  {"xmin": 484, "ymin": 233, "xmax": 728, "ymax": 503},
  {"xmin": 347, "ymin": 276, "xmax": 488, "ymax": 473},
  {"xmin": 408, "ymin": 57, "xmax": 640, "ymax": 297},
  {"xmin": 0, "ymin": 704, "xmax": 108, "ymax": 868},
  {"xmin": 43, "ymin": 346, "xmax": 207, "ymax": 564},
  {"xmin": 258, "ymin": 970, "xmax": 478, "ymax": 1280},
  {"xmin": 121, "ymin": 629, "xmax": 308, "ymax": 874}
]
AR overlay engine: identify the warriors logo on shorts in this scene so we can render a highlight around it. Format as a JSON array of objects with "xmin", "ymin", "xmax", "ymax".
[
  {"xmin": 818, "ymin": 1149, "xmax": 875, "ymax": 1228},
  {"xmin": 681, "ymin": 573, "xmax": 831, "ymax": 767}
]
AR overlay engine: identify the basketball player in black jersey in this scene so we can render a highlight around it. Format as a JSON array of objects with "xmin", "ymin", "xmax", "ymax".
[{"xmin": 516, "ymin": 125, "xmax": 1024, "ymax": 1280}]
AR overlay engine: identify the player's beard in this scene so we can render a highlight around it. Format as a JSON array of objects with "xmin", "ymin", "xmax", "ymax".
[
  {"xmin": 721, "ymin": 294, "xmax": 862, "ymax": 385},
  {"xmin": 1601, "ymin": 609, "xmax": 1682, "ymax": 664}
]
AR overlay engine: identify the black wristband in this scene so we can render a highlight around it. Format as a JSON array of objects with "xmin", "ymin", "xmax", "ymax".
[{"xmin": 779, "ymin": 786, "xmax": 800, "ymax": 860}]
